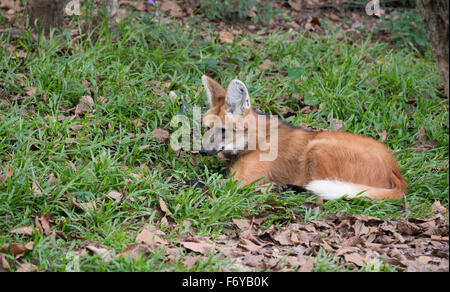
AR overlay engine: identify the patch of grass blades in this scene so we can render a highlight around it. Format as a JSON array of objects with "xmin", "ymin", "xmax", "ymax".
[{"xmin": 0, "ymin": 13, "xmax": 447, "ymax": 271}]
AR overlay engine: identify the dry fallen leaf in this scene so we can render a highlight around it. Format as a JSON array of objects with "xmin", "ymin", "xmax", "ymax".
[
  {"xmin": 160, "ymin": 1, "xmax": 183, "ymax": 17},
  {"xmin": 417, "ymin": 126, "xmax": 427, "ymax": 142},
  {"xmin": 297, "ymin": 256, "xmax": 315, "ymax": 272},
  {"xmin": 159, "ymin": 197, "xmax": 172, "ymax": 216},
  {"xmin": 97, "ymin": 96, "xmax": 108, "ymax": 104},
  {"xmin": 132, "ymin": 119, "xmax": 144, "ymax": 127},
  {"xmin": 340, "ymin": 236, "xmax": 362, "ymax": 247},
  {"xmin": 30, "ymin": 181, "xmax": 42, "ymax": 196},
  {"xmin": 0, "ymin": 242, "xmax": 33, "ymax": 256},
  {"xmin": 410, "ymin": 141, "xmax": 438, "ymax": 152},
  {"xmin": 151, "ymin": 128, "xmax": 169, "ymax": 143},
  {"xmin": 15, "ymin": 262, "xmax": 37, "ymax": 272},
  {"xmin": 397, "ymin": 221, "xmax": 421, "ymax": 235},
  {"xmin": 352, "ymin": 220, "xmax": 368, "ymax": 237},
  {"xmin": 0, "ymin": 0, "xmax": 15, "ymax": 10},
  {"xmin": 39, "ymin": 214, "xmax": 52, "ymax": 236},
  {"xmin": 82, "ymin": 95, "xmax": 94, "ymax": 105},
  {"xmin": 117, "ymin": 243, "xmax": 150, "ymax": 260},
  {"xmin": 431, "ymin": 201, "xmax": 447, "ymax": 215},
  {"xmin": 183, "ymin": 255, "xmax": 198, "ymax": 270},
  {"xmin": 107, "ymin": 190, "xmax": 122, "ymax": 200},
  {"xmin": 86, "ymin": 245, "xmax": 114, "ymax": 263},
  {"xmin": 118, "ymin": 0, "xmax": 146, "ymax": 11},
  {"xmin": 72, "ymin": 197, "xmax": 97, "ymax": 211},
  {"xmin": 219, "ymin": 31, "xmax": 233, "ymax": 44},
  {"xmin": 258, "ymin": 59, "xmax": 274, "ymax": 70},
  {"xmin": 242, "ymin": 254, "xmax": 265, "ymax": 268},
  {"xmin": 233, "ymin": 219, "xmax": 251, "ymax": 231},
  {"xmin": 411, "ymin": 126, "xmax": 438, "ymax": 151},
  {"xmin": 81, "ymin": 79, "xmax": 91, "ymax": 88},
  {"xmin": 238, "ymin": 238, "xmax": 261, "ymax": 254},
  {"xmin": 169, "ymin": 91, "xmax": 178, "ymax": 101},
  {"xmin": 136, "ymin": 228, "xmax": 168, "ymax": 245},
  {"xmin": 160, "ymin": 216, "xmax": 170, "ymax": 229},
  {"xmin": 285, "ymin": 256, "xmax": 304, "ymax": 267},
  {"xmin": 272, "ymin": 230, "xmax": 292, "ymax": 246},
  {"xmin": 335, "ymin": 246, "xmax": 360, "ymax": 257},
  {"xmin": 9, "ymin": 226, "xmax": 33, "ymax": 236},
  {"xmin": 417, "ymin": 255, "xmax": 432, "ymax": 264},
  {"xmin": 130, "ymin": 173, "xmax": 141, "ymax": 179},
  {"xmin": 24, "ymin": 87, "xmax": 37, "ymax": 96},
  {"xmin": 288, "ymin": 0, "xmax": 302, "ymax": 11},
  {"xmin": 75, "ymin": 95, "xmax": 94, "ymax": 116},
  {"xmin": 0, "ymin": 255, "xmax": 10, "ymax": 272},
  {"xmin": 344, "ymin": 253, "xmax": 366, "ymax": 267},
  {"xmin": 139, "ymin": 144, "xmax": 152, "ymax": 151},
  {"xmin": 70, "ymin": 123, "xmax": 84, "ymax": 131},
  {"xmin": 181, "ymin": 241, "xmax": 213, "ymax": 254},
  {"xmin": 1, "ymin": 164, "xmax": 13, "ymax": 183}
]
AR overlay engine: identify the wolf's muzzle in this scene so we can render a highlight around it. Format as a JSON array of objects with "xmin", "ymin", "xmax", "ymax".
[{"xmin": 199, "ymin": 148, "xmax": 219, "ymax": 156}]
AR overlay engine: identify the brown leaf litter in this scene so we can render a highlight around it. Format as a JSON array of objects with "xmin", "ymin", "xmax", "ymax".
[
  {"xmin": 150, "ymin": 128, "xmax": 170, "ymax": 143},
  {"xmin": 4, "ymin": 209, "xmax": 445, "ymax": 272},
  {"xmin": 410, "ymin": 126, "xmax": 439, "ymax": 152},
  {"xmin": 121, "ymin": 211, "xmax": 448, "ymax": 272}
]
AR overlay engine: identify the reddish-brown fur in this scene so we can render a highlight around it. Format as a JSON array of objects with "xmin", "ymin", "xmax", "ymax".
[{"xmin": 202, "ymin": 76, "xmax": 408, "ymax": 200}]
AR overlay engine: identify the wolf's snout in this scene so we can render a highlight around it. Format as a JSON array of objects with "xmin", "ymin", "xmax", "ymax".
[{"xmin": 199, "ymin": 148, "xmax": 218, "ymax": 156}]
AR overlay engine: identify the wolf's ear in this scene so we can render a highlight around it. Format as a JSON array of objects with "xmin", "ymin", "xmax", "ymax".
[
  {"xmin": 226, "ymin": 79, "xmax": 251, "ymax": 115},
  {"xmin": 202, "ymin": 75, "xmax": 226, "ymax": 107}
]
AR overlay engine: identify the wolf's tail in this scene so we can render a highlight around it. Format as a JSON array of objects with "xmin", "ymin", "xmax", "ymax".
[{"xmin": 305, "ymin": 169, "xmax": 407, "ymax": 201}]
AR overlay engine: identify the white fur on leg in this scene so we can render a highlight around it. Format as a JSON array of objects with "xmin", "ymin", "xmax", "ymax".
[{"xmin": 305, "ymin": 180, "xmax": 363, "ymax": 200}]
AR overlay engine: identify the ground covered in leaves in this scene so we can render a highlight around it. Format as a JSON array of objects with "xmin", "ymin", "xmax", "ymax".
[
  {"xmin": 5, "ymin": 210, "xmax": 447, "ymax": 272},
  {"xmin": 0, "ymin": 0, "xmax": 449, "ymax": 272}
]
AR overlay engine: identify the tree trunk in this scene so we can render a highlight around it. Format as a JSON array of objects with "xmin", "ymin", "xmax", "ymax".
[
  {"xmin": 25, "ymin": 0, "xmax": 64, "ymax": 35},
  {"xmin": 106, "ymin": 0, "xmax": 119, "ymax": 28},
  {"xmin": 416, "ymin": 0, "xmax": 449, "ymax": 97}
]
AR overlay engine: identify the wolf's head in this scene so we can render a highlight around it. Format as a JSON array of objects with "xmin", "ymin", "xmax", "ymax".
[{"xmin": 200, "ymin": 75, "xmax": 254, "ymax": 156}]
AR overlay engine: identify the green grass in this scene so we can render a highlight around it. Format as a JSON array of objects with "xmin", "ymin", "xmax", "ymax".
[{"xmin": 0, "ymin": 12, "xmax": 448, "ymax": 272}]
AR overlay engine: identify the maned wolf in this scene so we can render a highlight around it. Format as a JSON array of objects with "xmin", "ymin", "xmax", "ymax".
[{"xmin": 199, "ymin": 75, "xmax": 408, "ymax": 201}]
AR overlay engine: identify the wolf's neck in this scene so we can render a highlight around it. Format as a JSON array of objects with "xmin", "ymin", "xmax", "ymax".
[{"xmin": 252, "ymin": 108, "xmax": 299, "ymax": 130}]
